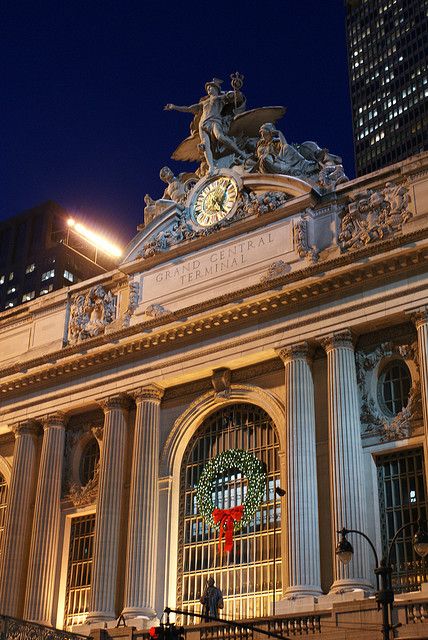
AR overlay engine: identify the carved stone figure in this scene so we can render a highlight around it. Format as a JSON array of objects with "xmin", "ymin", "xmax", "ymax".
[
  {"xmin": 144, "ymin": 167, "xmax": 196, "ymax": 225},
  {"xmin": 338, "ymin": 182, "xmax": 411, "ymax": 251},
  {"xmin": 200, "ymin": 577, "xmax": 223, "ymax": 620},
  {"xmin": 68, "ymin": 286, "xmax": 115, "ymax": 343},
  {"xmin": 122, "ymin": 279, "xmax": 140, "ymax": 328},
  {"xmin": 256, "ymin": 123, "xmax": 319, "ymax": 179},
  {"xmin": 165, "ymin": 74, "xmax": 285, "ymax": 175}
]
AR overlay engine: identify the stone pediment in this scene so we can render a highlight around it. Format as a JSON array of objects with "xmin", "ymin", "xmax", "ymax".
[{"xmin": 122, "ymin": 171, "xmax": 313, "ymax": 265}]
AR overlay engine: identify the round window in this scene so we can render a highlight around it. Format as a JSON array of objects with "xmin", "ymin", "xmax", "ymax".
[
  {"xmin": 379, "ymin": 360, "xmax": 412, "ymax": 417},
  {"xmin": 79, "ymin": 438, "xmax": 100, "ymax": 486}
]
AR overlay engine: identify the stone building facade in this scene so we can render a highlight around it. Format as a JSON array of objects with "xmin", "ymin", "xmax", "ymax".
[{"xmin": 1, "ymin": 80, "xmax": 428, "ymax": 638}]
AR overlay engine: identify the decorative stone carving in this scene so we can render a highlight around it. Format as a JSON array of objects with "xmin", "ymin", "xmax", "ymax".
[
  {"xmin": 68, "ymin": 285, "xmax": 115, "ymax": 344},
  {"xmin": 355, "ymin": 340, "xmax": 421, "ymax": 442},
  {"xmin": 243, "ymin": 190, "xmax": 290, "ymax": 216},
  {"xmin": 293, "ymin": 216, "xmax": 319, "ymax": 263},
  {"xmin": 211, "ymin": 368, "xmax": 231, "ymax": 398},
  {"xmin": 138, "ymin": 189, "xmax": 289, "ymax": 259},
  {"xmin": 122, "ymin": 279, "xmax": 140, "ymax": 328},
  {"xmin": 145, "ymin": 303, "xmax": 171, "ymax": 318},
  {"xmin": 143, "ymin": 167, "xmax": 197, "ymax": 225},
  {"xmin": 260, "ymin": 260, "xmax": 290, "ymax": 283},
  {"xmin": 338, "ymin": 181, "xmax": 411, "ymax": 252},
  {"xmin": 68, "ymin": 462, "xmax": 100, "ymax": 507}
]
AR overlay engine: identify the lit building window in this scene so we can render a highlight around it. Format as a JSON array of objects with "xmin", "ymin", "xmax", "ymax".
[
  {"xmin": 8, "ymin": 272, "xmax": 14, "ymax": 281},
  {"xmin": 378, "ymin": 360, "xmax": 412, "ymax": 416},
  {"xmin": 0, "ymin": 473, "xmax": 8, "ymax": 555},
  {"xmin": 22, "ymin": 291, "xmax": 35, "ymax": 302},
  {"xmin": 25, "ymin": 263, "xmax": 35, "ymax": 274},
  {"xmin": 80, "ymin": 439, "xmax": 100, "ymax": 486},
  {"xmin": 377, "ymin": 449, "xmax": 428, "ymax": 592},
  {"xmin": 0, "ymin": 275, "xmax": 4, "ymax": 285},
  {"xmin": 6, "ymin": 287, "xmax": 16, "ymax": 295},
  {"xmin": 5, "ymin": 301, "xmax": 15, "ymax": 309},
  {"xmin": 40, "ymin": 284, "xmax": 54, "ymax": 295},
  {"xmin": 179, "ymin": 404, "xmax": 281, "ymax": 621},
  {"xmin": 64, "ymin": 270, "xmax": 75, "ymax": 283},
  {"xmin": 41, "ymin": 269, "xmax": 55, "ymax": 281},
  {"xmin": 64, "ymin": 514, "xmax": 96, "ymax": 629}
]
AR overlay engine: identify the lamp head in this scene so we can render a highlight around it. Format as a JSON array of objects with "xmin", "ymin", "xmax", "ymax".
[
  {"xmin": 275, "ymin": 487, "xmax": 286, "ymax": 497},
  {"xmin": 413, "ymin": 519, "xmax": 428, "ymax": 558},
  {"xmin": 336, "ymin": 528, "xmax": 354, "ymax": 565}
]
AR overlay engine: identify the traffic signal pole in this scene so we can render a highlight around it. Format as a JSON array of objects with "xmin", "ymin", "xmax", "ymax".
[{"xmin": 164, "ymin": 607, "xmax": 291, "ymax": 640}]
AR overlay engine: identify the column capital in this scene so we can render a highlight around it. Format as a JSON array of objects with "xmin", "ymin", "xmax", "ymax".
[
  {"xmin": 320, "ymin": 330, "xmax": 354, "ymax": 352},
  {"xmin": 410, "ymin": 306, "xmax": 428, "ymax": 329},
  {"xmin": 98, "ymin": 393, "xmax": 131, "ymax": 412},
  {"xmin": 10, "ymin": 419, "xmax": 39, "ymax": 437},
  {"xmin": 40, "ymin": 412, "xmax": 67, "ymax": 430},
  {"xmin": 276, "ymin": 342, "xmax": 311, "ymax": 363},
  {"xmin": 131, "ymin": 384, "xmax": 164, "ymax": 403}
]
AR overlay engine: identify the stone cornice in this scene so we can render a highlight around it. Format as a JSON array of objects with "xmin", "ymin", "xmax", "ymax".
[{"xmin": 1, "ymin": 236, "xmax": 428, "ymax": 400}]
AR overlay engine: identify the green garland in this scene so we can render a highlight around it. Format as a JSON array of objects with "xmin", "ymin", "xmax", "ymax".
[{"xmin": 196, "ymin": 449, "xmax": 266, "ymax": 529}]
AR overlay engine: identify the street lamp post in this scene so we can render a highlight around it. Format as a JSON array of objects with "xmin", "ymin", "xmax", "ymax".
[
  {"xmin": 336, "ymin": 519, "xmax": 428, "ymax": 640},
  {"xmin": 272, "ymin": 485, "xmax": 286, "ymax": 616}
]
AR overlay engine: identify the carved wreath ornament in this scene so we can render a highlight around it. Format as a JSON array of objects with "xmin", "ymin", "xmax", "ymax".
[{"xmin": 196, "ymin": 449, "xmax": 266, "ymax": 552}]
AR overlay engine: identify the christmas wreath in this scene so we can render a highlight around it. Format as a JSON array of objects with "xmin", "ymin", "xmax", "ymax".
[{"xmin": 196, "ymin": 449, "xmax": 266, "ymax": 552}]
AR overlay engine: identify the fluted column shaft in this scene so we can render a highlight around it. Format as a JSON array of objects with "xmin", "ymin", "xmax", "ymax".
[
  {"xmin": 322, "ymin": 331, "xmax": 371, "ymax": 591},
  {"xmin": 24, "ymin": 413, "xmax": 66, "ymax": 624},
  {"xmin": 278, "ymin": 344, "xmax": 322, "ymax": 597},
  {"xmin": 86, "ymin": 395, "xmax": 129, "ymax": 624},
  {"xmin": 0, "ymin": 421, "xmax": 38, "ymax": 617},
  {"xmin": 123, "ymin": 385, "xmax": 164, "ymax": 620}
]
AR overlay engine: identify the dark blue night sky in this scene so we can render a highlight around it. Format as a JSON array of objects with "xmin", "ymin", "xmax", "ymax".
[{"xmin": 1, "ymin": 1, "xmax": 353, "ymax": 246}]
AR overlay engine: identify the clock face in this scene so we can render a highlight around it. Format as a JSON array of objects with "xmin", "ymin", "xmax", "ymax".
[{"xmin": 192, "ymin": 176, "xmax": 238, "ymax": 227}]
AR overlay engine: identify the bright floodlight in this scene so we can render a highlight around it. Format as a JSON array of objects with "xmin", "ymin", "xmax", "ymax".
[{"xmin": 67, "ymin": 218, "xmax": 122, "ymax": 257}]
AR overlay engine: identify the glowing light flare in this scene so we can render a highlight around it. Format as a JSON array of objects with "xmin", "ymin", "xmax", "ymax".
[{"xmin": 67, "ymin": 218, "xmax": 122, "ymax": 257}]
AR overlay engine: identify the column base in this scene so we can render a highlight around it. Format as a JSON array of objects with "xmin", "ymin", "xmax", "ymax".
[
  {"xmin": 85, "ymin": 611, "xmax": 117, "ymax": 626},
  {"xmin": 122, "ymin": 607, "xmax": 157, "ymax": 624},
  {"xmin": 274, "ymin": 594, "xmax": 320, "ymax": 615},
  {"xmin": 329, "ymin": 578, "xmax": 372, "ymax": 594}
]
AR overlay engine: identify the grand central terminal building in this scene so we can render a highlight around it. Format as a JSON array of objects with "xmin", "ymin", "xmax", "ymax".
[{"xmin": 1, "ymin": 77, "xmax": 428, "ymax": 639}]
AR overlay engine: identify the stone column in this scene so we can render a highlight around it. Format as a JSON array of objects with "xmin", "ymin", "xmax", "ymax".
[
  {"xmin": 277, "ymin": 343, "xmax": 322, "ymax": 598},
  {"xmin": 413, "ymin": 308, "xmax": 428, "ymax": 441},
  {"xmin": 0, "ymin": 420, "xmax": 38, "ymax": 618},
  {"xmin": 123, "ymin": 385, "xmax": 164, "ymax": 622},
  {"xmin": 24, "ymin": 413, "xmax": 66, "ymax": 624},
  {"xmin": 86, "ymin": 395, "xmax": 129, "ymax": 625},
  {"xmin": 321, "ymin": 331, "xmax": 371, "ymax": 592}
]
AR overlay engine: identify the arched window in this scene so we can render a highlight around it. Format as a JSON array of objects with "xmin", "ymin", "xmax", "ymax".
[
  {"xmin": 178, "ymin": 403, "xmax": 281, "ymax": 621},
  {"xmin": 0, "ymin": 473, "xmax": 8, "ymax": 554},
  {"xmin": 379, "ymin": 360, "xmax": 412, "ymax": 416},
  {"xmin": 79, "ymin": 438, "xmax": 100, "ymax": 486}
]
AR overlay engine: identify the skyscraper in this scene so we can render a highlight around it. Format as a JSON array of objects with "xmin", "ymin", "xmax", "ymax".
[{"xmin": 346, "ymin": 0, "xmax": 428, "ymax": 176}]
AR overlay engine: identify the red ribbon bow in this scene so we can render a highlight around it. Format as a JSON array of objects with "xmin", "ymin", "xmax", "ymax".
[{"xmin": 212, "ymin": 505, "xmax": 244, "ymax": 553}]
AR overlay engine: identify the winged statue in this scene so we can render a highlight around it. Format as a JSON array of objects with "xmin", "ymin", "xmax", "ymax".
[{"xmin": 164, "ymin": 75, "xmax": 285, "ymax": 174}]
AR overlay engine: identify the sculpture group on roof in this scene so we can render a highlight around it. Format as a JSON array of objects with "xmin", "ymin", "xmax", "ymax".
[{"xmin": 144, "ymin": 72, "xmax": 348, "ymax": 220}]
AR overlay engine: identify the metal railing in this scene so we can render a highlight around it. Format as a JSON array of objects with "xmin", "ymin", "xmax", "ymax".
[{"xmin": 0, "ymin": 615, "xmax": 90, "ymax": 640}]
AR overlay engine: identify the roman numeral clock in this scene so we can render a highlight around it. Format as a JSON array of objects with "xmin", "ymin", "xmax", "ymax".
[{"xmin": 190, "ymin": 174, "xmax": 239, "ymax": 228}]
